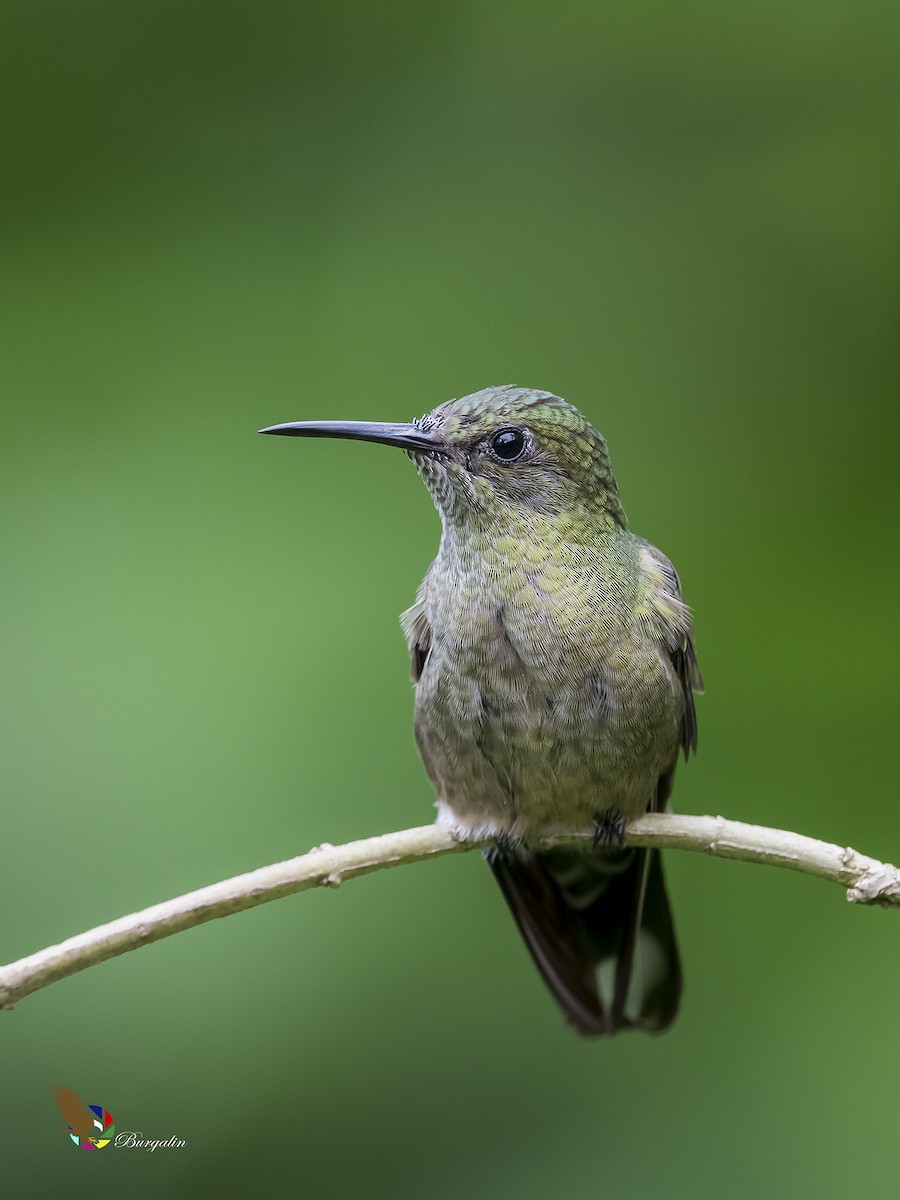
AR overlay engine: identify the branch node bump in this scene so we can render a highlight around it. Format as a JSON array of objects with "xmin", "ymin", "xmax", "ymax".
[{"xmin": 845, "ymin": 861, "xmax": 900, "ymax": 907}]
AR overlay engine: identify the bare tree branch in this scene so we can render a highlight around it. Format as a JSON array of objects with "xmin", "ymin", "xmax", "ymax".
[{"xmin": 2, "ymin": 814, "xmax": 898, "ymax": 1011}]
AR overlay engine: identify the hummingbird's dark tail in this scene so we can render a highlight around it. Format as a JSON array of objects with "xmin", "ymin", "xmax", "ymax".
[{"xmin": 486, "ymin": 844, "xmax": 681, "ymax": 1036}]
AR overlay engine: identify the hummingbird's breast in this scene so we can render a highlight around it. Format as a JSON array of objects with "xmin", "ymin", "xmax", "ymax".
[{"xmin": 413, "ymin": 528, "xmax": 684, "ymax": 841}]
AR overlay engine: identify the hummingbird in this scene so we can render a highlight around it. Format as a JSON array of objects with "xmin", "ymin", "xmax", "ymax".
[{"xmin": 260, "ymin": 385, "xmax": 701, "ymax": 1036}]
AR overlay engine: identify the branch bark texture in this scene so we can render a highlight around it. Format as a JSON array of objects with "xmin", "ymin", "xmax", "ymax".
[{"xmin": 2, "ymin": 814, "xmax": 898, "ymax": 1011}]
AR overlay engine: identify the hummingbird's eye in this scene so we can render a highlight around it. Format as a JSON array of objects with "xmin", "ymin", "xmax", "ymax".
[{"xmin": 490, "ymin": 427, "xmax": 528, "ymax": 462}]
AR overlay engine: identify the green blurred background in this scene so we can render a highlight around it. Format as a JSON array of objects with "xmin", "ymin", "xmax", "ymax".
[{"xmin": 2, "ymin": 0, "xmax": 898, "ymax": 1195}]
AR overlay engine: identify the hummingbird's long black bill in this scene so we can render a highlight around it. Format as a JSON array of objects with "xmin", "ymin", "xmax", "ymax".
[{"xmin": 258, "ymin": 419, "xmax": 441, "ymax": 454}]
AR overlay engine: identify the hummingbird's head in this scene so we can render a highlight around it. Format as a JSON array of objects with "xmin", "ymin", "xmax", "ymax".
[
  {"xmin": 259, "ymin": 385, "xmax": 625, "ymax": 530},
  {"xmin": 412, "ymin": 386, "xmax": 625, "ymax": 528}
]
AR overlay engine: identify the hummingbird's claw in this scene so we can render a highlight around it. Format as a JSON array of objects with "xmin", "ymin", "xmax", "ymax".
[{"xmin": 592, "ymin": 810, "xmax": 627, "ymax": 847}]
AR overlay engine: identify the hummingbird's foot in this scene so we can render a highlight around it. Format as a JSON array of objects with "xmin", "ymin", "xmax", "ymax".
[
  {"xmin": 484, "ymin": 832, "xmax": 525, "ymax": 862},
  {"xmin": 592, "ymin": 810, "xmax": 627, "ymax": 847}
]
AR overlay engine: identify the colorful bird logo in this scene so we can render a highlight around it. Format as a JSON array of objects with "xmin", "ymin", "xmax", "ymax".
[{"xmin": 49, "ymin": 1085, "xmax": 115, "ymax": 1149}]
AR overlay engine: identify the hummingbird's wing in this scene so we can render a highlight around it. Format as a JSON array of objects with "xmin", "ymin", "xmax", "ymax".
[
  {"xmin": 673, "ymin": 635, "xmax": 701, "ymax": 759},
  {"xmin": 400, "ymin": 595, "xmax": 431, "ymax": 682},
  {"xmin": 638, "ymin": 541, "xmax": 703, "ymax": 761}
]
